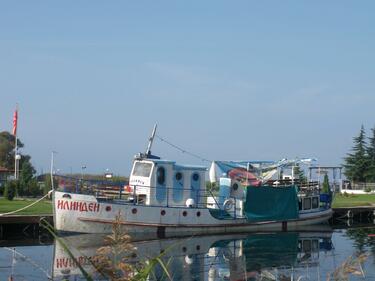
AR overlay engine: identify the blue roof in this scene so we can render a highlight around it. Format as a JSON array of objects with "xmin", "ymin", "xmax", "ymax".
[
  {"xmin": 142, "ymin": 158, "xmax": 207, "ymax": 170},
  {"xmin": 175, "ymin": 164, "xmax": 207, "ymax": 171},
  {"xmin": 150, "ymin": 159, "xmax": 175, "ymax": 164}
]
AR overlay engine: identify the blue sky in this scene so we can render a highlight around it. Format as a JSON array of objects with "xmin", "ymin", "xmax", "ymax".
[{"xmin": 0, "ymin": 1, "xmax": 374, "ymax": 175}]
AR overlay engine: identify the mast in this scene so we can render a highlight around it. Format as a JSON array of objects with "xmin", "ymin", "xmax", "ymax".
[{"xmin": 145, "ymin": 123, "xmax": 157, "ymax": 156}]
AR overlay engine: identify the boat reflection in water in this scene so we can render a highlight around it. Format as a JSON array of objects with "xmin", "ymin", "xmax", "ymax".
[{"xmin": 53, "ymin": 227, "xmax": 334, "ymax": 280}]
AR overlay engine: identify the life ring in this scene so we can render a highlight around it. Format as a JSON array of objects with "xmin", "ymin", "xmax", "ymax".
[
  {"xmin": 124, "ymin": 185, "xmax": 132, "ymax": 193},
  {"xmin": 223, "ymin": 198, "xmax": 235, "ymax": 211}
]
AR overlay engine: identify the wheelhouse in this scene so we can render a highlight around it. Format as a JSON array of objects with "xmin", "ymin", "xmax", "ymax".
[{"xmin": 129, "ymin": 158, "xmax": 206, "ymax": 207}]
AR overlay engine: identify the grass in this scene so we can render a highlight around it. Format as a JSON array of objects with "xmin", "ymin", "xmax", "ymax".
[
  {"xmin": 332, "ymin": 193, "xmax": 375, "ymax": 208},
  {"xmin": 0, "ymin": 197, "xmax": 52, "ymax": 215}
]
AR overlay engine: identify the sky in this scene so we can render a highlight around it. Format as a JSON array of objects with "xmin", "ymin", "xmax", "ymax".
[{"xmin": 0, "ymin": 1, "xmax": 374, "ymax": 176}]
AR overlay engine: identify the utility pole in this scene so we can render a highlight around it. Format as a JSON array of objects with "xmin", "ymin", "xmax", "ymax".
[{"xmin": 50, "ymin": 151, "xmax": 58, "ymax": 189}]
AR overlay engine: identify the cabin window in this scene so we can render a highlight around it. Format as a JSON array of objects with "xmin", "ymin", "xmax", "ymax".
[
  {"xmin": 312, "ymin": 240, "xmax": 319, "ymax": 251},
  {"xmin": 156, "ymin": 167, "xmax": 166, "ymax": 203},
  {"xmin": 157, "ymin": 167, "xmax": 166, "ymax": 185},
  {"xmin": 133, "ymin": 162, "xmax": 152, "ymax": 177},
  {"xmin": 192, "ymin": 173, "xmax": 199, "ymax": 181},
  {"xmin": 303, "ymin": 198, "xmax": 311, "ymax": 210},
  {"xmin": 175, "ymin": 172, "xmax": 182, "ymax": 181},
  {"xmin": 191, "ymin": 173, "xmax": 201, "ymax": 203},
  {"xmin": 173, "ymin": 172, "xmax": 184, "ymax": 203},
  {"xmin": 303, "ymin": 240, "xmax": 312, "ymax": 252},
  {"xmin": 312, "ymin": 197, "xmax": 319, "ymax": 209}
]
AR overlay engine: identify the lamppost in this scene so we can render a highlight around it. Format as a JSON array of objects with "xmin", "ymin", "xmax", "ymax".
[
  {"xmin": 50, "ymin": 151, "xmax": 58, "ymax": 190},
  {"xmin": 15, "ymin": 154, "xmax": 21, "ymax": 180},
  {"xmin": 81, "ymin": 165, "xmax": 86, "ymax": 181}
]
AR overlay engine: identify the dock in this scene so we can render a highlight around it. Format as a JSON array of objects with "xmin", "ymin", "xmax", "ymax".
[
  {"xmin": 0, "ymin": 214, "xmax": 53, "ymax": 224},
  {"xmin": 332, "ymin": 206, "xmax": 375, "ymax": 220},
  {"xmin": 0, "ymin": 214, "xmax": 53, "ymax": 240}
]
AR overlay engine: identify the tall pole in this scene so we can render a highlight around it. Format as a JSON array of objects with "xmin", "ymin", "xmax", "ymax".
[
  {"xmin": 50, "ymin": 151, "xmax": 57, "ymax": 190},
  {"xmin": 13, "ymin": 104, "xmax": 19, "ymax": 180},
  {"xmin": 14, "ymin": 136, "xmax": 17, "ymax": 180},
  {"xmin": 145, "ymin": 123, "xmax": 157, "ymax": 156},
  {"xmin": 291, "ymin": 165, "xmax": 295, "ymax": 185}
]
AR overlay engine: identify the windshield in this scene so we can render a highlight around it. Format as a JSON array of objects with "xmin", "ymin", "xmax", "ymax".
[{"xmin": 132, "ymin": 162, "xmax": 153, "ymax": 177}]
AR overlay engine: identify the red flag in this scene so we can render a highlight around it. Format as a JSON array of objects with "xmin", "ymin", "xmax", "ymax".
[{"xmin": 12, "ymin": 109, "xmax": 18, "ymax": 136}]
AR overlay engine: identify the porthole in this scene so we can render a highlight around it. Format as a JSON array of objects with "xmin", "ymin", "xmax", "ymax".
[
  {"xmin": 192, "ymin": 173, "xmax": 199, "ymax": 181},
  {"xmin": 132, "ymin": 208, "xmax": 137, "ymax": 214},
  {"xmin": 182, "ymin": 247, "xmax": 187, "ymax": 252},
  {"xmin": 175, "ymin": 172, "xmax": 182, "ymax": 181},
  {"xmin": 196, "ymin": 211, "xmax": 201, "ymax": 217},
  {"xmin": 157, "ymin": 167, "xmax": 165, "ymax": 185},
  {"xmin": 161, "ymin": 210, "xmax": 166, "ymax": 216},
  {"xmin": 183, "ymin": 211, "xmax": 188, "ymax": 217},
  {"xmin": 196, "ymin": 245, "xmax": 200, "ymax": 251},
  {"xmin": 105, "ymin": 206, "xmax": 112, "ymax": 212},
  {"xmin": 232, "ymin": 183, "xmax": 239, "ymax": 191}
]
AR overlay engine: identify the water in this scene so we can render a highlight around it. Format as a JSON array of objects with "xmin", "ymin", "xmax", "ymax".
[{"xmin": 0, "ymin": 225, "xmax": 374, "ymax": 280}]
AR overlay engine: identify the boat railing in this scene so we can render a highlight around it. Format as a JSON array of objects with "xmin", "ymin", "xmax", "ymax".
[{"xmin": 68, "ymin": 183, "xmax": 239, "ymax": 211}]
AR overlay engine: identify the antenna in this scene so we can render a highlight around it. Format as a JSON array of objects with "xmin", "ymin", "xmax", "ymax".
[{"xmin": 145, "ymin": 123, "xmax": 157, "ymax": 156}]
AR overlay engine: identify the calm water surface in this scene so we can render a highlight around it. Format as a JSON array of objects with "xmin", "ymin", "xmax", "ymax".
[{"xmin": 0, "ymin": 226, "xmax": 374, "ymax": 280}]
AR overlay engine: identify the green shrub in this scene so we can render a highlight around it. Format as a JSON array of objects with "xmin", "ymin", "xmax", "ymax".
[
  {"xmin": 29, "ymin": 180, "xmax": 41, "ymax": 197},
  {"xmin": 3, "ymin": 181, "xmax": 18, "ymax": 200},
  {"xmin": 364, "ymin": 186, "xmax": 372, "ymax": 193}
]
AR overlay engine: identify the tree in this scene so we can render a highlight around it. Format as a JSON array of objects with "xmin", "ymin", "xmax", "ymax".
[
  {"xmin": 0, "ymin": 131, "xmax": 24, "ymax": 169},
  {"xmin": 293, "ymin": 164, "xmax": 307, "ymax": 184},
  {"xmin": 19, "ymin": 161, "xmax": 36, "ymax": 195},
  {"xmin": 3, "ymin": 180, "xmax": 18, "ymax": 200},
  {"xmin": 322, "ymin": 174, "xmax": 330, "ymax": 193},
  {"xmin": 0, "ymin": 131, "xmax": 35, "ymax": 189},
  {"xmin": 343, "ymin": 125, "xmax": 368, "ymax": 182},
  {"xmin": 365, "ymin": 126, "xmax": 375, "ymax": 182}
]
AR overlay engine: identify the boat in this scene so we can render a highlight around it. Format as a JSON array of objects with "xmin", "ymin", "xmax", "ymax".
[{"xmin": 53, "ymin": 125, "xmax": 333, "ymax": 236}]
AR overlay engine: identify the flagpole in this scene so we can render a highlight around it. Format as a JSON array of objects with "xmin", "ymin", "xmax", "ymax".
[
  {"xmin": 14, "ymin": 136, "xmax": 17, "ymax": 179},
  {"xmin": 14, "ymin": 104, "xmax": 19, "ymax": 180}
]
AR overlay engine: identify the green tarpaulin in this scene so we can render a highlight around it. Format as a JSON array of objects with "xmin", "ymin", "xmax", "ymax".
[{"xmin": 244, "ymin": 185, "xmax": 299, "ymax": 222}]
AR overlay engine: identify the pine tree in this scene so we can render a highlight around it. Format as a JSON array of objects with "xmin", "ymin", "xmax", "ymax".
[
  {"xmin": 365, "ymin": 126, "xmax": 375, "ymax": 182},
  {"xmin": 343, "ymin": 125, "xmax": 368, "ymax": 182},
  {"xmin": 293, "ymin": 164, "xmax": 307, "ymax": 184},
  {"xmin": 322, "ymin": 174, "xmax": 330, "ymax": 193}
]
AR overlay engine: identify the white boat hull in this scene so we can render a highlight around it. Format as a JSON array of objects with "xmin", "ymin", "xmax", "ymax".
[{"xmin": 53, "ymin": 191, "xmax": 332, "ymax": 237}]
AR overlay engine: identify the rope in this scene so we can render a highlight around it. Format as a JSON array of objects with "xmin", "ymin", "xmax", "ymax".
[
  {"xmin": 155, "ymin": 134, "xmax": 211, "ymax": 163},
  {"xmin": 0, "ymin": 192, "xmax": 51, "ymax": 217},
  {"xmin": 4, "ymin": 247, "xmax": 52, "ymax": 279}
]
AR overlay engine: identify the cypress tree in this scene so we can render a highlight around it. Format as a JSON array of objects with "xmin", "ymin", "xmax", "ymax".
[
  {"xmin": 293, "ymin": 164, "xmax": 307, "ymax": 184},
  {"xmin": 322, "ymin": 174, "xmax": 330, "ymax": 193},
  {"xmin": 365, "ymin": 126, "xmax": 375, "ymax": 182},
  {"xmin": 343, "ymin": 125, "xmax": 368, "ymax": 182}
]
